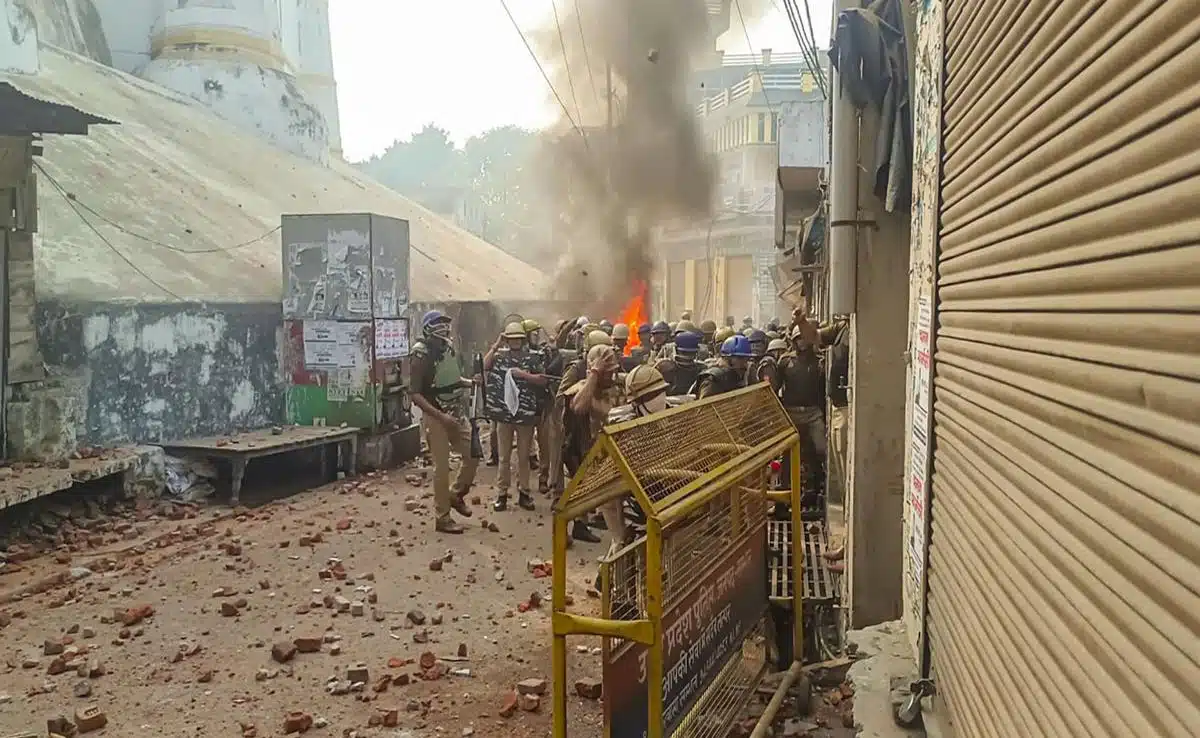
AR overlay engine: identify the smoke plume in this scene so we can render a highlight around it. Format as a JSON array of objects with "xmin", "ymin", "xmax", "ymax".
[{"xmin": 530, "ymin": 0, "xmax": 721, "ymax": 313}]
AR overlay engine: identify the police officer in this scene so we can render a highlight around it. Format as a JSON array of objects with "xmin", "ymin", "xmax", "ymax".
[
  {"xmin": 629, "ymin": 323, "xmax": 652, "ymax": 365},
  {"xmin": 561, "ymin": 344, "xmax": 624, "ymax": 546},
  {"xmin": 626, "ymin": 364, "xmax": 671, "ymax": 417},
  {"xmin": 526, "ymin": 318, "xmax": 562, "ymax": 497},
  {"xmin": 699, "ymin": 319, "xmax": 717, "ymax": 353},
  {"xmin": 654, "ymin": 331, "xmax": 703, "ymax": 396},
  {"xmin": 822, "ymin": 316, "xmax": 851, "ymax": 505},
  {"xmin": 693, "ymin": 335, "xmax": 753, "ymax": 399},
  {"xmin": 708, "ymin": 327, "xmax": 736, "ymax": 366},
  {"xmin": 777, "ymin": 323, "xmax": 828, "ymax": 506},
  {"xmin": 753, "ymin": 337, "xmax": 787, "ymax": 391},
  {"xmin": 551, "ymin": 330, "xmax": 613, "ymax": 543},
  {"xmin": 484, "ymin": 322, "xmax": 548, "ymax": 513},
  {"xmin": 745, "ymin": 329, "xmax": 770, "ymax": 383},
  {"xmin": 410, "ymin": 311, "xmax": 479, "ymax": 534},
  {"xmin": 611, "ymin": 323, "xmax": 640, "ymax": 372},
  {"xmin": 598, "ymin": 319, "xmax": 614, "ymax": 336},
  {"xmin": 647, "ymin": 321, "xmax": 671, "ymax": 362}
]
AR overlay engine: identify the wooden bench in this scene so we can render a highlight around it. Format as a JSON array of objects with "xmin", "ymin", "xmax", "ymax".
[{"xmin": 160, "ymin": 426, "xmax": 358, "ymax": 505}]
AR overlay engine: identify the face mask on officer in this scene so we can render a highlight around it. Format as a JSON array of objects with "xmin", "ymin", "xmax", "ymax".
[{"xmin": 635, "ymin": 393, "xmax": 668, "ymax": 416}]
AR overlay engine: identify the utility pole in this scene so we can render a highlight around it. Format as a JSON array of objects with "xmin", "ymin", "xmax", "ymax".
[{"xmin": 606, "ymin": 61, "xmax": 614, "ymax": 136}]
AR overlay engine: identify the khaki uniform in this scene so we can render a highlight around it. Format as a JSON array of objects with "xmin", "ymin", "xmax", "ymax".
[
  {"xmin": 496, "ymin": 423, "xmax": 534, "ymax": 495},
  {"xmin": 561, "ymin": 378, "xmax": 626, "ymax": 541},
  {"xmin": 828, "ymin": 405, "xmax": 849, "ymax": 505},
  {"xmin": 537, "ymin": 406, "xmax": 560, "ymax": 494},
  {"xmin": 412, "ymin": 340, "xmax": 478, "ymax": 518}
]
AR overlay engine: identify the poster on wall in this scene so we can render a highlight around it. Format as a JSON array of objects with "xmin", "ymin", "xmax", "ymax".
[
  {"xmin": 302, "ymin": 320, "xmax": 338, "ymax": 368},
  {"xmin": 374, "ymin": 319, "xmax": 409, "ymax": 359},
  {"xmin": 906, "ymin": 296, "xmax": 933, "ymax": 637}
]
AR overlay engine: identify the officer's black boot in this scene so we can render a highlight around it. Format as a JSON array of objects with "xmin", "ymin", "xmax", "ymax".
[
  {"xmin": 492, "ymin": 494, "xmax": 508, "ymax": 512},
  {"xmin": 517, "ymin": 490, "xmax": 536, "ymax": 511}
]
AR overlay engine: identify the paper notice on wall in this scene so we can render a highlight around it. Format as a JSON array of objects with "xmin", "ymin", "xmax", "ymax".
[
  {"xmin": 303, "ymin": 320, "xmax": 338, "ymax": 368},
  {"xmin": 906, "ymin": 295, "xmax": 934, "ymax": 631},
  {"xmin": 375, "ymin": 319, "xmax": 409, "ymax": 359},
  {"xmin": 334, "ymin": 323, "xmax": 368, "ymax": 369},
  {"xmin": 327, "ymin": 368, "xmax": 352, "ymax": 402},
  {"xmin": 348, "ymin": 286, "xmax": 370, "ymax": 315}
]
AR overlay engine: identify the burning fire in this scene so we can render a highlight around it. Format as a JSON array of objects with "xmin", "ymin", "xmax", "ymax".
[{"xmin": 617, "ymin": 280, "xmax": 650, "ymax": 356}]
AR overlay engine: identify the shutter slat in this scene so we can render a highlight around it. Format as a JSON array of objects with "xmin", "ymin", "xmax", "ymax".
[
  {"xmin": 931, "ymin": 435, "xmax": 1199, "ymax": 737},
  {"xmin": 944, "ymin": 10, "xmax": 1200, "ymax": 218},
  {"xmin": 939, "ymin": 181, "xmax": 1200, "ymax": 284},
  {"xmin": 943, "ymin": 117, "xmax": 1200, "ymax": 258},
  {"xmin": 936, "ymin": 395, "xmax": 1200, "ymax": 672},
  {"xmin": 937, "ymin": 311, "xmax": 1200, "ymax": 382},
  {"xmin": 928, "ymin": 3, "xmax": 1200, "ymax": 736}
]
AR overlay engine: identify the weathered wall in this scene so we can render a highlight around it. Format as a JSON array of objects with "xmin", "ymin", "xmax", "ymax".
[
  {"xmin": 2, "ymin": 0, "xmax": 38, "ymax": 73},
  {"xmin": 16, "ymin": 0, "xmax": 110, "ymax": 64},
  {"xmin": 845, "ymin": 204, "xmax": 910, "ymax": 629},
  {"xmin": 778, "ymin": 100, "xmax": 826, "ymax": 168},
  {"xmin": 32, "ymin": 301, "xmax": 283, "ymax": 448},
  {"xmin": 89, "ymin": 0, "xmax": 156, "ymax": 73},
  {"xmin": 902, "ymin": 0, "xmax": 944, "ymax": 662},
  {"xmin": 139, "ymin": 59, "xmax": 330, "ymax": 164}
]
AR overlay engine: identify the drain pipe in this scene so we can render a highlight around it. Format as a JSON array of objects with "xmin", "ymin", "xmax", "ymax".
[
  {"xmin": 828, "ymin": 0, "xmax": 859, "ymax": 315},
  {"xmin": 749, "ymin": 660, "xmax": 804, "ymax": 738}
]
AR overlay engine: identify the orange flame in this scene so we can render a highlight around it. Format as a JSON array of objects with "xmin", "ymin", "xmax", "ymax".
[{"xmin": 617, "ymin": 280, "xmax": 650, "ymax": 356}]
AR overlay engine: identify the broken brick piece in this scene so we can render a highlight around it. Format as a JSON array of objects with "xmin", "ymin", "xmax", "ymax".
[
  {"xmin": 518, "ymin": 678, "xmax": 548, "ymax": 696},
  {"xmin": 499, "ymin": 690, "xmax": 519, "ymax": 718},
  {"xmin": 519, "ymin": 693, "xmax": 541, "ymax": 712},
  {"xmin": 74, "ymin": 705, "xmax": 108, "ymax": 733},
  {"xmin": 271, "ymin": 641, "xmax": 296, "ymax": 663},
  {"xmin": 575, "ymin": 677, "xmax": 603, "ymax": 699},
  {"xmin": 379, "ymin": 707, "xmax": 399, "ymax": 727},
  {"xmin": 120, "ymin": 604, "xmax": 154, "ymax": 626},
  {"xmin": 293, "ymin": 637, "xmax": 321, "ymax": 653},
  {"xmin": 282, "ymin": 711, "xmax": 312, "ymax": 734}
]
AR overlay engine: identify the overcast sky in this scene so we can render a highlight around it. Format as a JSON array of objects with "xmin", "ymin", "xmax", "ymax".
[{"xmin": 329, "ymin": 1, "xmax": 834, "ymax": 161}]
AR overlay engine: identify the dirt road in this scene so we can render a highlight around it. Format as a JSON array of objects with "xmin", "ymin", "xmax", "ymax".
[
  {"xmin": 0, "ymin": 458, "xmax": 855, "ymax": 738},
  {"xmin": 0, "ymin": 462, "xmax": 608, "ymax": 738}
]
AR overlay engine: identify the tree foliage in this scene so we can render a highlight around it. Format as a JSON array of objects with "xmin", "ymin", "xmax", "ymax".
[{"xmin": 355, "ymin": 124, "xmax": 546, "ymax": 263}]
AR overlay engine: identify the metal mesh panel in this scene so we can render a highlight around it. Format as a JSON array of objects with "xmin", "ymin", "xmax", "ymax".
[
  {"xmin": 607, "ymin": 384, "xmax": 793, "ymax": 508},
  {"xmin": 565, "ymin": 440, "xmax": 626, "ymax": 513},
  {"xmin": 603, "ymin": 538, "xmax": 649, "ymax": 623},
  {"xmin": 661, "ymin": 469, "xmax": 769, "ymax": 607},
  {"xmin": 671, "ymin": 621, "xmax": 769, "ymax": 738}
]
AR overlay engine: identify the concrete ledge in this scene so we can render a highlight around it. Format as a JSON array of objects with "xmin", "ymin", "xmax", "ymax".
[
  {"xmin": 0, "ymin": 449, "xmax": 138, "ymax": 511},
  {"xmin": 846, "ymin": 620, "xmax": 924, "ymax": 738}
]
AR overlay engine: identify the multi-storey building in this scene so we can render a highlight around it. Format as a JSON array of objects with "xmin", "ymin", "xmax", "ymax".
[{"xmin": 655, "ymin": 50, "xmax": 825, "ymax": 327}]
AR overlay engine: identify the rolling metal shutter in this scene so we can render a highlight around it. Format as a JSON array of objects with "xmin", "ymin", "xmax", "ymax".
[{"xmin": 927, "ymin": 2, "xmax": 1200, "ymax": 737}]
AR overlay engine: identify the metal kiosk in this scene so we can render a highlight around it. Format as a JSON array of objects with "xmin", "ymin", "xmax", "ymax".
[{"xmin": 550, "ymin": 383, "xmax": 805, "ymax": 738}]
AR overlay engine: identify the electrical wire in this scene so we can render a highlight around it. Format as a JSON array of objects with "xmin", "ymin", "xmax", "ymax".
[
  {"xmin": 498, "ymin": 0, "xmax": 590, "ymax": 146},
  {"xmin": 783, "ymin": 0, "xmax": 829, "ymax": 97},
  {"xmin": 550, "ymin": 0, "xmax": 585, "ymax": 130},
  {"xmin": 732, "ymin": 0, "xmax": 775, "ymax": 113},
  {"xmin": 34, "ymin": 161, "xmax": 281, "ymax": 254},
  {"xmin": 571, "ymin": 0, "xmax": 603, "ymax": 113},
  {"xmin": 35, "ymin": 160, "xmax": 185, "ymax": 301}
]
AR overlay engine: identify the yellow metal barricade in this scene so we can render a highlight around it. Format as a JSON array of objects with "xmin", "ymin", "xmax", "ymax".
[{"xmin": 551, "ymin": 383, "xmax": 803, "ymax": 738}]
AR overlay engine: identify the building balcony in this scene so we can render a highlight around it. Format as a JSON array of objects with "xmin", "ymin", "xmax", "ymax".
[{"xmin": 706, "ymin": 1, "xmax": 732, "ymax": 39}]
